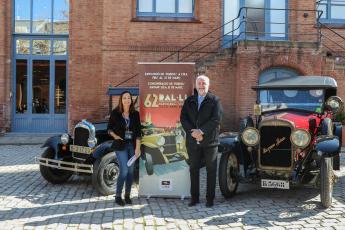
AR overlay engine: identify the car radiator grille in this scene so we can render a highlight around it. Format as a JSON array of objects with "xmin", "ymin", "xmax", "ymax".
[
  {"xmin": 74, "ymin": 127, "xmax": 89, "ymax": 147},
  {"xmin": 164, "ymin": 136, "xmax": 176, "ymax": 145},
  {"xmin": 260, "ymin": 126, "xmax": 292, "ymax": 168}
]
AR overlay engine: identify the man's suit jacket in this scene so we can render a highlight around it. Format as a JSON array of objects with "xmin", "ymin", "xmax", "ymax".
[{"xmin": 180, "ymin": 90, "xmax": 223, "ymax": 149}]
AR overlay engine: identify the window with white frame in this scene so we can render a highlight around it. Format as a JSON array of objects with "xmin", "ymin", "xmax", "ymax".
[
  {"xmin": 137, "ymin": 0, "xmax": 194, "ymax": 17},
  {"xmin": 317, "ymin": 0, "xmax": 345, "ymax": 22}
]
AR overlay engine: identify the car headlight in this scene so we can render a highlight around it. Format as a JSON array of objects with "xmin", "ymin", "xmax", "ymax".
[
  {"xmin": 156, "ymin": 136, "xmax": 165, "ymax": 146},
  {"xmin": 241, "ymin": 127, "xmax": 260, "ymax": 146},
  {"xmin": 325, "ymin": 96, "xmax": 343, "ymax": 114},
  {"xmin": 60, "ymin": 133, "xmax": 69, "ymax": 145},
  {"xmin": 175, "ymin": 135, "xmax": 183, "ymax": 144},
  {"xmin": 88, "ymin": 137, "xmax": 97, "ymax": 148},
  {"xmin": 290, "ymin": 129, "xmax": 311, "ymax": 148}
]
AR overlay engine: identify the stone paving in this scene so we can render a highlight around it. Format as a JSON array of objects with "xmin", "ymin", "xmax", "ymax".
[{"xmin": 1, "ymin": 145, "xmax": 345, "ymax": 229}]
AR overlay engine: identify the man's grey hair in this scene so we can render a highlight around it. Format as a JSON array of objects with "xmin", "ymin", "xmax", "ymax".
[{"xmin": 196, "ymin": 75, "xmax": 210, "ymax": 85}]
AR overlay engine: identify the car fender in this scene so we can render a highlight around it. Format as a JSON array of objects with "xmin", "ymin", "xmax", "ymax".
[
  {"xmin": 92, "ymin": 140, "xmax": 114, "ymax": 159},
  {"xmin": 333, "ymin": 122, "xmax": 342, "ymax": 150},
  {"xmin": 316, "ymin": 136, "xmax": 340, "ymax": 158},
  {"xmin": 321, "ymin": 118, "xmax": 333, "ymax": 136},
  {"xmin": 218, "ymin": 136, "xmax": 243, "ymax": 165},
  {"xmin": 41, "ymin": 135, "xmax": 61, "ymax": 155}
]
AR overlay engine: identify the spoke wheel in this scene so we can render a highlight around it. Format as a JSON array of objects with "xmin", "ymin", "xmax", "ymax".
[{"xmin": 219, "ymin": 151, "xmax": 239, "ymax": 198}]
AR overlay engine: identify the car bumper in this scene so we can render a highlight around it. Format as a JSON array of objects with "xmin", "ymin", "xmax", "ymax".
[{"xmin": 36, "ymin": 157, "xmax": 93, "ymax": 174}]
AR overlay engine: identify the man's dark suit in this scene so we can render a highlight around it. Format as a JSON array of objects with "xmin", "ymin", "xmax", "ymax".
[{"xmin": 180, "ymin": 90, "xmax": 223, "ymax": 203}]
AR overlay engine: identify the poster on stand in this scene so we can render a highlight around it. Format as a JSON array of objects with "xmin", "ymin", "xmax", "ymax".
[{"xmin": 138, "ymin": 62, "xmax": 194, "ymax": 198}]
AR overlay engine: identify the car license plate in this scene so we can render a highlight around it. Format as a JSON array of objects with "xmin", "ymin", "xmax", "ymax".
[
  {"xmin": 70, "ymin": 145, "xmax": 92, "ymax": 154},
  {"xmin": 261, "ymin": 179, "xmax": 289, "ymax": 189}
]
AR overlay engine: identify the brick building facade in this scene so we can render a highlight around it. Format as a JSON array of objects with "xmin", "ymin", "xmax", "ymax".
[{"xmin": 0, "ymin": 0, "xmax": 344, "ymax": 133}]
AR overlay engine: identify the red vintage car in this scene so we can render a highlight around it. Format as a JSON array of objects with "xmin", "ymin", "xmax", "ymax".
[{"xmin": 218, "ymin": 76, "xmax": 343, "ymax": 208}]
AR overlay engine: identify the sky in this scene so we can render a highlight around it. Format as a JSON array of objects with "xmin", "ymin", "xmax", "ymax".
[{"xmin": 16, "ymin": 0, "xmax": 69, "ymax": 21}]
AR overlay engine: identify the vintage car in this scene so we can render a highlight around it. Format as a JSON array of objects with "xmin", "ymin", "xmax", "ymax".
[
  {"xmin": 141, "ymin": 120, "xmax": 188, "ymax": 175},
  {"xmin": 218, "ymin": 76, "xmax": 343, "ymax": 208},
  {"xmin": 36, "ymin": 87, "xmax": 140, "ymax": 195},
  {"xmin": 36, "ymin": 87, "xmax": 186, "ymax": 193}
]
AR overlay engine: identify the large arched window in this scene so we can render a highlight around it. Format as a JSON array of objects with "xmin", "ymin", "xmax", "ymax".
[{"xmin": 259, "ymin": 67, "xmax": 299, "ymax": 84}]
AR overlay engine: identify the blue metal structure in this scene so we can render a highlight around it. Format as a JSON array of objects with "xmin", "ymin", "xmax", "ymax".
[
  {"xmin": 317, "ymin": 0, "xmax": 345, "ymax": 24},
  {"xmin": 12, "ymin": 0, "xmax": 69, "ymax": 132}
]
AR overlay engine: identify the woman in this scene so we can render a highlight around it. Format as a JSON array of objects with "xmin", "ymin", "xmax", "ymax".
[{"xmin": 107, "ymin": 91, "xmax": 141, "ymax": 206}]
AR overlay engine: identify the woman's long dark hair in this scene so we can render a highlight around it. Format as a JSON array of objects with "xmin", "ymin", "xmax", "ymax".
[{"xmin": 116, "ymin": 91, "xmax": 135, "ymax": 113}]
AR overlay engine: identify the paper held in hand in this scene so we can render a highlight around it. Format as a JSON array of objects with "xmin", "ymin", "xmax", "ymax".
[{"xmin": 127, "ymin": 155, "xmax": 139, "ymax": 167}]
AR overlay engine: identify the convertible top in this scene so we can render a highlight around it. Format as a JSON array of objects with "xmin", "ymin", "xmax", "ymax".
[{"xmin": 252, "ymin": 76, "xmax": 337, "ymax": 89}]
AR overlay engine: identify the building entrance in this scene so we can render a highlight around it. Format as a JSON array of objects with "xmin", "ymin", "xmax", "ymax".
[{"xmin": 13, "ymin": 56, "xmax": 67, "ymax": 132}]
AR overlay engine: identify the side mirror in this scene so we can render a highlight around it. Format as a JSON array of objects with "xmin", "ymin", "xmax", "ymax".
[{"xmin": 325, "ymin": 96, "xmax": 343, "ymax": 114}]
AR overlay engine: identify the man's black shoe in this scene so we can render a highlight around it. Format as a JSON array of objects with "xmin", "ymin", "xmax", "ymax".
[
  {"xmin": 124, "ymin": 196, "xmax": 132, "ymax": 204},
  {"xmin": 188, "ymin": 199, "xmax": 199, "ymax": 207},
  {"xmin": 115, "ymin": 197, "xmax": 125, "ymax": 206},
  {"xmin": 206, "ymin": 200, "xmax": 214, "ymax": 207}
]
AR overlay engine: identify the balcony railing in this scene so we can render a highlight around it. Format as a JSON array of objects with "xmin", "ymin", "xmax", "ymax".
[
  {"xmin": 162, "ymin": 7, "xmax": 323, "ymax": 63},
  {"xmin": 115, "ymin": 7, "xmax": 337, "ymax": 87}
]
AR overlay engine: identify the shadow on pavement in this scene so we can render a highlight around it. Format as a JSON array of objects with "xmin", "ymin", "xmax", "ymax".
[
  {"xmin": 1, "ymin": 178, "xmax": 344, "ymax": 228},
  {"xmin": 0, "ymin": 147, "xmax": 344, "ymax": 228}
]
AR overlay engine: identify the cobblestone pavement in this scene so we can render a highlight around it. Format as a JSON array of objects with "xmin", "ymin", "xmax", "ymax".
[{"xmin": 1, "ymin": 145, "xmax": 345, "ymax": 230}]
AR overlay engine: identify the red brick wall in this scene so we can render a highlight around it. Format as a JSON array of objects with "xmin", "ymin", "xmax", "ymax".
[
  {"xmin": 0, "ymin": 1, "xmax": 12, "ymax": 132},
  {"xmin": 200, "ymin": 40, "xmax": 345, "ymax": 131},
  {"xmin": 2, "ymin": 0, "xmax": 344, "ymax": 133},
  {"xmin": 69, "ymin": 0, "xmax": 224, "ymax": 130},
  {"xmin": 68, "ymin": 1, "xmax": 104, "ymax": 130},
  {"xmin": 67, "ymin": 0, "xmax": 345, "ymax": 132}
]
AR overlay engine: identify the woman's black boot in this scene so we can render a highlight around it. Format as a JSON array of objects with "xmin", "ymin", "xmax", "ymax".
[
  {"xmin": 115, "ymin": 196, "xmax": 125, "ymax": 206},
  {"xmin": 124, "ymin": 195, "xmax": 132, "ymax": 204}
]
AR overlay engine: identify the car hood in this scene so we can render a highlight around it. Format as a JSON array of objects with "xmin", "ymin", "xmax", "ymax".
[{"xmin": 262, "ymin": 111, "xmax": 321, "ymax": 130}]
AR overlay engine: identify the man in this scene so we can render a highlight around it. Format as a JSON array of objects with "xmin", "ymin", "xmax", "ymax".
[{"xmin": 180, "ymin": 75, "xmax": 223, "ymax": 207}]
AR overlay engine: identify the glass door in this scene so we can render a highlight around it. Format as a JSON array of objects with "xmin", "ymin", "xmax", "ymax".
[
  {"xmin": 223, "ymin": 0, "xmax": 288, "ymax": 42},
  {"xmin": 245, "ymin": 0, "xmax": 265, "ymax": 38},
  {"xmin": 54, "ymin": 60, "xmax": 67, "ymax": 115},
  {"xmin": 32, "ymin": 59, "xmax": 50, "ymax": 114},
  {"xmin": 15, "ymin": 59, "xmax": 28, "ymax": 114},
  {"xmin": 13, "ymin": 55, "xmax": 68, "ymax": 132}
]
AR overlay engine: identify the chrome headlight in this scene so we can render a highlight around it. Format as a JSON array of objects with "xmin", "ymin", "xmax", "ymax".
[
  {"xmin": 87, "ymin": 137, "xmax": 97, "ymax": 148},
  {"xmin": 60, "ymin": 133, "xmax": 69, "ymax": 145},
  {"xmin": 156, "ymin": 136, "xmax": 165, "ymax": 146},
  {"xmin": 291, "ymin": 129, "xmax": 311, "ymax": 148},
  {"xmin": 325, "ymin": 96, "xmax": 343, "ymax": 114},
  {"xmin": 241, "ymin": 127, "xmax": 260, "ymax": 146},
  {"xmin": 175, "ymin": 135, "xmax": 183, "ymax": 144}
]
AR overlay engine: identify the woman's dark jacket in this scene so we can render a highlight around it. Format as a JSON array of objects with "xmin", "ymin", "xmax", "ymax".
[
  {"xmin": 107, "ymin": 109, "xmax": 142, "ymax": 150},
  {"xmin": 180, "ymin": 90, "xmax": 223, "ymax": 149}
]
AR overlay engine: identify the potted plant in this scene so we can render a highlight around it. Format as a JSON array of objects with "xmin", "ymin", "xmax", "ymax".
[{"xmin": 335, "ymin": 109, "xmax": 345, "ymax": 147}]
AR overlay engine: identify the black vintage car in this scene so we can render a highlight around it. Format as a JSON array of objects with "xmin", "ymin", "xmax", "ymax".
[
  {"xmin": 37, "ymin": 86, "xmax": 190, "ymax": 193},
  {"xmin": 218, "ymin": 76, "xmax": 343, "ymax": 208},
  {"xmin": 36, "ymin": 87, "xmax": 139, "ymax": 195}
]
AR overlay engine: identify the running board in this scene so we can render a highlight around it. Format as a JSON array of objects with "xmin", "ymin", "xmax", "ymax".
[{"xmin": 36, "ymin": 157, "xmax": 93, "ymax": 174}]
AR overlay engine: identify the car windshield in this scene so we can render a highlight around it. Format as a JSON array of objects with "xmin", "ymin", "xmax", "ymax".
[{"xmin": 259, "ymin": 89, "xmax": 324, "ymax": 113}]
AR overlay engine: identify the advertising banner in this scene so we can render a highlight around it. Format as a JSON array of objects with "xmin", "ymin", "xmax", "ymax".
[{"xmin": 138, "ymin": 62, "xmax": 194, "ymax": 198}]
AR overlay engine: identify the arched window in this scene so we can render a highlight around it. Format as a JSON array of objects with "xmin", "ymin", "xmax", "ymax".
[{"xmin": 259, "ymin": 67, "xmax": 299, "ymax": 84}]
